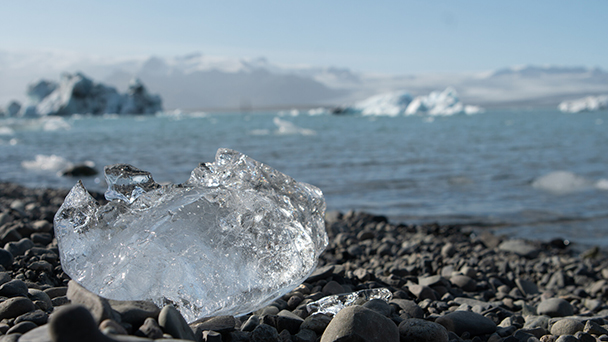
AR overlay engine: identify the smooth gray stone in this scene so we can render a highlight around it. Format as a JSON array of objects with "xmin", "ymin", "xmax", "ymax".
[
  {"xmin": 251, "ymin": 324, "xmax": 279, "ymax": 342},
  {"xmin": 5, "ymin": 238, "xmax": 34, "ymax": 257},
  {"xmin": 0, "ymin": 279, "xmax": 29, "ymax": 297},
  {"xmin": 0, "ymin": 272, "xmax": 13, "ymax": 285},
  {"xmin": 262, "ymin": 314, "xmax": 302, "ymax": 335},
  {"xmin": 575, "ymin": 331, "xmax": 597, "ymax": 342},
  {"xmin": 0, "ymin": 250, "xmax": 14, "ymax": 271},
  {"xmin": 66, "ymin": 280, "xmax": 114, "ymax": 324},
  {"xmin": 435, "ymin": 310, "xmax": 497, "ymax": 336},
  {"xmin": 321, "ymin": 281, "xmax": 344, "ymax": 295},
  {"xmin": 18, "ymin": 325, "xmax": 50, "ymax": 342},
  {"xmin": 453, "ymin": 297, "xmax": 499, "ymax": 311},
  {"xmin": 306, "ymin": 265, "xmax": 334, "ymax": 283},
  {"xmin": 419, "ymin": 275, "xmax": 449, "ymax": 287},
  {"xmin": 0, "ymin": 334, "xmax": 22, "ymax": 342},
  {"xmin": 100, "ymin": 319, "xmax": 128, "ymax": 335},
  {"xmin": 6, "ymin": 321, "xmax": 37, "ymax": 334},
  {"xmin": 193, "ymin": 315, "xmax": 235, "ymax": 334},
  {"xmin": 158, "ymin": 305, "xmax": 196, "ymax": 341},
  {"xmin": 136, "ymin": 317, "xmax": 163, "ymax": 339},
  {"xmin": 28, "ymin": 289, "xmax": 53, "ymax": 311},
  {"xmin": 498, "ymin": 240, "xmax": 539, "ymax": 258},
  {"xmin": 515, "ymin": 278, "xmax": 539, "ymax": 296},
  {"xmin": 398, "ymin": 318, "xmax": 449, "ymax": 342},
  {"xmin": 450, "ymin": 275, "xmax": 477, "ymax": 292},
  {"xmin": 15, "ymin": 309, "xmax": 49, "ymax": 325},
  {"xmin": 390, "ymin": 299, "xmax": 424, "ymax": 319},
  {"xmin": 0, "ymin": 297, "xmax": 36, "ymax": 320},
  {"xmin": 537, "ymin": 298, "xmax": 574, "ymax": 317},
  {"xmin": 293, "ymin": 328, "xmax": 316, "ymax": 342},
  {"xmin": 300, "ymin": 314, "xmax": 332, "ymax": 335},
  {"xmin": 550, "ymin": 318, "xmax": 584, "ymax": 336},
  {"xmin": 362, "ymin": 299, "xmax": 391, "ymax": 317},
  {"xmin": 108, "ymin": 300, "xmax": 160, "ymax": 328},
  {"xmin": 43, "ymin": 287, "xmax": 68, "ymax": 299},
  {"xmin": 407, "ymin": 284, "xmax": 437, "ymax": 301},
  {"xmin": 277, "ymin": 309, "xmax": 304, "ymax": 321},
  {"xmin": 241, "ymin": 315, "xmax": 260, "ymax": 332},
  {"xmin": 320, "ymin": 306, "xmax": 399, "ymax": 342},
  {"xmin": 555, "ymin": 335, "xmax": 578, "ymax": 342},
  {"xmin": 48, "ymin": 305, "xmax": 116, "ymax": 342},
  {"xmin": 584, "ymin": 320, "xmax": 608, "ymax": 335}
]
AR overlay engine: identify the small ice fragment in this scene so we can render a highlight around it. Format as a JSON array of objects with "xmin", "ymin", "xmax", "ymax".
[
  {"xmin": 306, "ymin": 288, "xmax": 393, "ymax": 316},
  {"xmin": 54, "ymin": 148, "xmax": 327, "ymax": 322},
  {"xmin": 104, "ymin": 164, "xmax": 160, "ymax": 203}
]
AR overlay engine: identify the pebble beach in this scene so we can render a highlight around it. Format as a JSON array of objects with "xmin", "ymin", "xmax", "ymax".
[{"xmin": 1, "ymin": 182, "xmax": 608, "ymax": 342}]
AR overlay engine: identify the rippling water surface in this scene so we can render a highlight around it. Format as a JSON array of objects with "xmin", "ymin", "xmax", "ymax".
[{"xmin": 1, "ymin": 109, "xmax": 607, "ymax": 246}]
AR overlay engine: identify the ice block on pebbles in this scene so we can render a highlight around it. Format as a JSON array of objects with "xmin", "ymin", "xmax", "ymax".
[
  {"xmin": 306, "ymin": 288, "xmax": 392, "ymax": 316},
  {"xmin": 54, "ymin": 148, "xmax": 328, "ymax": 322}
]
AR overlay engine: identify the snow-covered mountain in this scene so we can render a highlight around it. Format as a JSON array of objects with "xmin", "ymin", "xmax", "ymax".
[{"xmin": 2, "ymin": 49, "xmax": 608, "ymax": 110}]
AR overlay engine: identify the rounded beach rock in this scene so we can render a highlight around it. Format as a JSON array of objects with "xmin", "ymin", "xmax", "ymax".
[
  {"xmin": 399, "ymin": 318, "xmax": 449, "ymax": 342},
  {"xmin": 320, "ymin": 306, "xmax": 399, "ymax": 342},
  {"xmin": 537, "ymin": 298, "xmax": 574, "ymax": 317},
  {"xmin": 435, "ymin": 310, "xmax": 497, "ymax": 336},
  {"xmin": 550, "ymin": 318, "xmax": 584, "ymax": 336}
]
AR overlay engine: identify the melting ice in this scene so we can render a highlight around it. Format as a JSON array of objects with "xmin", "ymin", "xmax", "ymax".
[{"xmin": 54, "ymin": 148, "xmax": 328, "ymax": 322}]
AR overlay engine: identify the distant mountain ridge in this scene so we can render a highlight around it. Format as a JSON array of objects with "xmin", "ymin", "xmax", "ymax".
[{"xmin": 1, "ymin": 49, "xmax": 608, "ymax": 110}]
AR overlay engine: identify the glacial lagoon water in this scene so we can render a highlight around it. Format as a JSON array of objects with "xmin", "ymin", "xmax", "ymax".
[{"xmin": 1, "ymin": 109, "xmax": 607, "ymax": 247}]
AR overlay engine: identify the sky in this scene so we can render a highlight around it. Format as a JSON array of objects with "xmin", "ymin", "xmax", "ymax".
[{"xmin": 1, "ymin": 0, "xmax": 607, "ymax": 74}]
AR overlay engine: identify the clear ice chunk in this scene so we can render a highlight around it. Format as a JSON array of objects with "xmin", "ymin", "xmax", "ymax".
[
  {"xmin": 54, "ymin": 148, "xmax": 328, "ymax": 322},
  {"xmin": 306, "ymin": 288, "xmax": 393, "ymax": 316}
]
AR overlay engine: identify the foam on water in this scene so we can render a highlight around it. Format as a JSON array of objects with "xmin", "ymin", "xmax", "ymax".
[
  {"xmin": 21, "ymin": 155, "xmax": 72, "ymax": 172},
  {"xmin": 273, "ymin": 117, "xmax": 316, "ymax": 135},
  {"xmin": 531, "ymin": 171, "xmax": 592, "ymax": 194}
]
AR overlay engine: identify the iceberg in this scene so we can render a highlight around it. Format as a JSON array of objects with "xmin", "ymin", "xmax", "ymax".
[
  {"xmin": 558, "ymin": 95, "xmax": 608, "ymax": 113},
  {"xmin": 54, "ymin": 148, "xmax": 327, "ymax": 322},
  {"xmin": 354, "ymin": 91, "xmax": 413, "ymax": 117},
  {"xmin": 23, "ymin": 73, "xmax": 162, "ymax": 116},
  {"xmin": 338, "ymin": 87, "xmax": 482, "ymax": 117}
]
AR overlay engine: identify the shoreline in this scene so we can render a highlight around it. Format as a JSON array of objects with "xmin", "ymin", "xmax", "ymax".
[{"xmin": 1, "ymin": 182, "xmax": 608, "ymax": 341}]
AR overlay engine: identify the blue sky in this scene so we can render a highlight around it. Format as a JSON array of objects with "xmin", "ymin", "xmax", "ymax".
[{"xmin": 1, "ymin": 0, "xmax": 607, "ymax": 74}]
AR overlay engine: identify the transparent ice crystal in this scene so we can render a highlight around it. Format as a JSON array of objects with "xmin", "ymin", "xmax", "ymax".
[
  {"xmin": 54, "ymin": 148, "xmax": 327, "ymax": 322},
  {"xmin": 306, "ymin": 288, "xmax": 393, "ymax": 316}
]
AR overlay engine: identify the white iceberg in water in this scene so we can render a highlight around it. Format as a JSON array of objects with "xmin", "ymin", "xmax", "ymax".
[
  {"xmin": 354, "ymin": 91, "xmax": 413, "ymax": 117},
  {"xmin": 342, "ymin": 87, "xmax": 482, "ymax": 116},
  {"xmin": 558, "ymin": 95, "xmax": 608, "ymax": 113},
  {"xmin": 54, "ymin": 148, "xmax": 327, "ymax": 322}
]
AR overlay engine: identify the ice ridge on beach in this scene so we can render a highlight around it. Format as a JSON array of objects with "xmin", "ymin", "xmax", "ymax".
[
  {"xmin": 54, "ymin": 148, "xmax": 328, "ymax": 322},
  {"xmin": 342, "ymin": 87, "xmax": 483, "ymax": 116}
]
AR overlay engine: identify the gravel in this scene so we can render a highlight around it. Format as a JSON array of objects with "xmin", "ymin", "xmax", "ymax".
[{"xmin": 3, "ymin": 182, "xmax": 608, "ymax": 341}]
